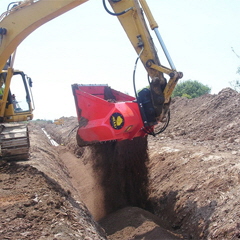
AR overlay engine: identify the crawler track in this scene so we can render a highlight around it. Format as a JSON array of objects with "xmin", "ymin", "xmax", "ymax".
[{"xmin": 0, "ymin": 123, "xmax": 29, "ymax": 160}]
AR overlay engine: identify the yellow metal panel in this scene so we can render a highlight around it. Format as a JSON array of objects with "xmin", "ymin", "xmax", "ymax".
[{"xmin": 4, "ymin": 104, "xmax": 15, "ymax": 117}]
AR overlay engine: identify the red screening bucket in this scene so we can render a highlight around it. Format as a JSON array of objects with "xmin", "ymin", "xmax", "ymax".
[{"xmin": 72, "ymin": 84, "xmax": 147, "ymax": 146}]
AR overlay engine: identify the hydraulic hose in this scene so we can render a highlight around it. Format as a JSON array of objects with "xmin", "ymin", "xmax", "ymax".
[
  {"xmin": 7, "ymin": 2, "xmax": 18, "ymax": 11},
  {"xmin": 133, "ymin": 47, "xmax": 144, "ymax": 99},
  {"xmin": 133, "ymin": 48, "xmax": 156, "ymax": 136},
  {"xmin": 133, "ymin": 54, "xmax": 170, "ymax": 136},
  {"xmin": 102, "ymin": 0, "xmax": 133, "ymax": 16}
]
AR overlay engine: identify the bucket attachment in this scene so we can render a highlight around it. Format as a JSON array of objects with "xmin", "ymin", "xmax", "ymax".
[{"xmin": 72, "ymin": 84, "xmax": 150, "ymax": 146}]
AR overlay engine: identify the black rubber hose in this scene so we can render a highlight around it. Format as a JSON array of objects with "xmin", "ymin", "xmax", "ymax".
[
  {"xmin": 133, "ymin": 54, "xmax": 156, "ymax": 136},
  {"xmin": 133, "ymin": 56, "xmax": 140, "ymax": 100},
  {"xmin": 154, "ymin": 110, "xmax": 170, "ymax": 135},
  {"xmin": 7, "ymin": 2, "xmax": 18, "ymax": 11},
  {"xmin": 102, "ymin": 0, "xmax": 133, "ymax": 16}
]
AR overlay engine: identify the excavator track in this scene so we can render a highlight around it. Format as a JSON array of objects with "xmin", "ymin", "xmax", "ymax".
[{"xmin": 0, "ymin": 123, "xmax": 29, "ymax": 161}]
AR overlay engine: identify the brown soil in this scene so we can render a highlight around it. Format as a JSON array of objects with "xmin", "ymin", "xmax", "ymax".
[{"xmin": 1, "ymin": 87, "xmax": 240, "ymax": 239}]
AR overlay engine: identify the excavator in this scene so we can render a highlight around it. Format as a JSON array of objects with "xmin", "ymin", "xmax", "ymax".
[{"xmin": 0, "ymin": 0, "xmax": 182, "ymax": 160}]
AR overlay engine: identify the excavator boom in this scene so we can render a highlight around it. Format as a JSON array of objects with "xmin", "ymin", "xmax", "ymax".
[{"xmin": 0, "ymin": 0, "xmax": 88, "ymax": 72}]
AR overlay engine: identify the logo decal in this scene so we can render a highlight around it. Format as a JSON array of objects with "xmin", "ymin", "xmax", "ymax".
[{"xmin": 110, "ymin": 113, "xmax": 124, "ymax": 130}]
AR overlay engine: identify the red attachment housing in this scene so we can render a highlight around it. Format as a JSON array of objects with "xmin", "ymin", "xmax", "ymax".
[{"xmin": 72, "ymin": 84, "xmax": 147, "ymax": 146}]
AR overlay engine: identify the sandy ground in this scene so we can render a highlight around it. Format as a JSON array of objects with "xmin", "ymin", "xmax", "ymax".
[{"xmin": 1, "ymin": 87, "xmax": 240, "ymax": 239}]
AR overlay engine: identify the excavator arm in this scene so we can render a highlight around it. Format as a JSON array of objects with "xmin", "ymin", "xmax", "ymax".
[
  {"xmin": 0, "ymin": 0, "xmax": 183, "ymax": 150},
  {"xmin": 105, "ymin": 0, "xmax": 183, "ymax": 121}
]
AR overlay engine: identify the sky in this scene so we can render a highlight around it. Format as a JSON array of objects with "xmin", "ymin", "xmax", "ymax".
[{"xmin": 0, "ymin": 0, "xmax": 239, "ymax": 120}]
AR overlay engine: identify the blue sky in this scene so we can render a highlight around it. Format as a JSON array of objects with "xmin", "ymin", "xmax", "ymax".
[{"xmin": 0, "ymin": 0, "xmax": 239, "ymax": 120}]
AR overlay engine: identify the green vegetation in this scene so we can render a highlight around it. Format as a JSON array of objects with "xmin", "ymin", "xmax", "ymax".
[{"xmin": 172, "ymin": 80, "xmax": 211, "ymax": 99}]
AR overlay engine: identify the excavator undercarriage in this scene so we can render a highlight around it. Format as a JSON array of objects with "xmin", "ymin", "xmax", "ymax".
[{"xmin": 0, "ymin": 123, "xmax": 29, "ymax": 160}]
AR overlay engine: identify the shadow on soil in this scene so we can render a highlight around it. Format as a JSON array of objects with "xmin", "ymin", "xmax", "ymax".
[
  {"xmin": 90, "ymin": 137, "xmax": 150, "ymax": 214},
  {"xmin": 151, "ymin": 191, "xmax": 217, "ymax": 239}
]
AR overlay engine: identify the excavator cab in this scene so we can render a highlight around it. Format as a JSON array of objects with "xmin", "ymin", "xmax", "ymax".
[
  {"xmin": 0, "ymin": 69, "xmax": 34, "ymax": 160},
  {"xmin": 0, "ymin": 69, "xmax": 34, "ymax": 122}
]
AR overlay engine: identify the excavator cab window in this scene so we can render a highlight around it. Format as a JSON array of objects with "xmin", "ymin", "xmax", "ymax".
[{"xmin": 10, "ymin": 72, "xmax": 32, "ymax": 113}]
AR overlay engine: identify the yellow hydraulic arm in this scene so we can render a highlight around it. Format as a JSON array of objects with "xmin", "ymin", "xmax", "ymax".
[
  {"xmin": 0, "ymin": 0, "xmax": 182, "ymax": 122},
  {"xmin": 106, "ymin": 0, "xmax": 182, "ymax": 117}
]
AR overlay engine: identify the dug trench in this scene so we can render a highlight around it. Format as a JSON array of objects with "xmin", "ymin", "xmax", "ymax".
[
  {"xmin": 35, "ymin": 123, "xmax": 180, "ymax": 239},
  {"xmin": 0, "ymin": 119, "xmax": 180, "ymax": 239}
]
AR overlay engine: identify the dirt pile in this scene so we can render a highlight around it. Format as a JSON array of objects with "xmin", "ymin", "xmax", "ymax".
[
  {"xmin": 100, "ymin": 207, "xmax": 180, "ymax": 240},
  {"xmin": 0, "ymin": 161, "xmax": 106, "ymax": 240},
  {"xmin": 147, "ymin": 88, "xmax": 240, "ymax": 239},
  {"xmin": 33, "ymin": 87, "xmax": 240, "ymax": 239},
  {"xmin": 166, "ymin": 87, "xmax": 240, "ymax": 151}
]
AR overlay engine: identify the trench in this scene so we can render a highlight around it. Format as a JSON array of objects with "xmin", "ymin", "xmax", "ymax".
[
  {"xmin": 42, "ymin": 125, "xmax": 181, "ymax": 238},
  {"xmin": 60, "ymin": 137, "xmax": 182, "ymax": 239},
  {"xmin": 42, "ymin": 125, "xmax": 150, "ymax": 217},
  {"xmin": 89, "ymin": 137, "xmax": 150, "ymax": 215},
  {"xmin": 41, "ymin": 128, "xmax": 59, "ymax": 146},
  {"xmin": 57, "ymin": 136, "xmax": 150, "ymax": 221}
]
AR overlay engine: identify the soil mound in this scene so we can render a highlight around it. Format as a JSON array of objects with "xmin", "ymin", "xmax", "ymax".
[
  {"xmin": 147, "ymin": 88, "xmax": 240, "ymax": 239},
  {"xmin": 166, "ymin": 88, "xmax": 240, "ymax": 151},
  {"xmin": 40, "ymin": 87, "xmax": 240, "ymax": 239},
  {"xmin": 100, "ymin": 207, "xmax": 181, "ymax": 240},
  {"xmin": 0, "ymin": 161, "xmax": 106, "ymax": 240}
]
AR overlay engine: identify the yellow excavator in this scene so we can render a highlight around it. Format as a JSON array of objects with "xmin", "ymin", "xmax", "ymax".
[
  {"xmin": 54, "ymin": 118, "xmax": 64, "ymax": 126},
  {"xmin": 0, "ymin": 0, "xmax": 182, "ymax": 160}
]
